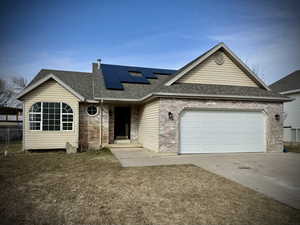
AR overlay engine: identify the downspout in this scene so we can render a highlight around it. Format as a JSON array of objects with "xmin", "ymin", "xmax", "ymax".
[{"xmin": 100, "ymin": 98, "xmax": 104, "ymax": 148}]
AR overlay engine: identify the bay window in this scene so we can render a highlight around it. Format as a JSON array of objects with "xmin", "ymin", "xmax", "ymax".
[{"xmin": 29, "ymin": 102, "xmax": 73, "ymax": 131}]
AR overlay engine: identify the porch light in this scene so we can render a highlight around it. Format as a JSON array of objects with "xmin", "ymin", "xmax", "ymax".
[
  {"xmin": 168, "ymin": 112, "xmax": 174, "ymax": 120},
  {"xmin": 275, "ymin": 114, "xmax": 280, "ymax": 121}
]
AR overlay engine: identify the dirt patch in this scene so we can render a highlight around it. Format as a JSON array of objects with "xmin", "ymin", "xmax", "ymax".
[{"xmin": 0, "ymin": 149, "xmax": 299, "ymax": 225}]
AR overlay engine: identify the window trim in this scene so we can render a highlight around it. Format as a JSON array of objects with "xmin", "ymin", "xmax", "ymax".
[
  {"xmin": 87, "ymin": 104, "xmax": 98, "ymax": 116},
  {"xmin": 29, "ymin": 102, "xmax": 74, "ymax": 132}
]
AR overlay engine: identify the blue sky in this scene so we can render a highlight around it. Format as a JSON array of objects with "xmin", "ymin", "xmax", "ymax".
[{"xmin": 0, "ymin": 0, "xmax": 299, "ymax": 84}]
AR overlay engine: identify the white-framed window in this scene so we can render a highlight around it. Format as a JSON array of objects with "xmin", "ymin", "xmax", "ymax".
[
  {"xmin": 62, "ymin": 103, "xmax": 73, "ymax": 130},
  {"xmin": 29, "ymin": 102, "xmax": 73, "ymax": 131},
  {"xmin": 29, "ymin": 102, "xmax": 41, "ymax": 130},
  {"xmin": 87, "ymin": 104, "xmax": 97, "ymax": 116}
]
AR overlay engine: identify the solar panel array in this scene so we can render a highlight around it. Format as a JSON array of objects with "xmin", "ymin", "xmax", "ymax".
[{"xmin": 101, "ymin": 64, "xmax": 176, "ymax": 90}]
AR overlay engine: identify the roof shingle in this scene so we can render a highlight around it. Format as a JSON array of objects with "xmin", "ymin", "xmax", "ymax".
[
  {"xmin": 25, "ymin": 64, "xmax": 289, "ymax": 102},
  {"xmin": 270, "ymin": 70, "xmax": 300, "ymax": 93}
]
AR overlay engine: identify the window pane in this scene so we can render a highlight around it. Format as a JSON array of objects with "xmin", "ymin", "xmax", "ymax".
[
  {"xmin": 30, "ymin": 102, "xmax": 41, "ymax": 112},
  {"xmin": 42, "ymin": 102, "xmax": 61, "ymax": 131},
  {"xmin": 63, "ymin": 122, "xmax": 72, "ymax": 130},
  {"xmin": 62, "ymin": 103, "xmax": 73, "ymax": 113},
  {"xmin": 29, "ymin": 113, "xmax": 41, "ymax": 121},
  {"xmin": 87, "ymin": 105, "xmax": 97, "ymax": 115},
  {"xmin": 62, "ymin": 114, "xmax": 73, "ymax": 122},
  {"xmin": 30, "ymin": 122, "xmax": 40, "ymax": 130}
]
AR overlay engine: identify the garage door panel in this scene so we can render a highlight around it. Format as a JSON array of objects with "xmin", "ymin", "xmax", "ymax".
[{"xmin": 180, "ymin": 110, "xmax": 265, "ymax": 153}]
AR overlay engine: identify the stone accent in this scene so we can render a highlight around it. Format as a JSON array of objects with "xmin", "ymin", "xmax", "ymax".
[
  {"xmin": 109, "ymin": 106, "xmax": 114, "ymax": 144},
  {"xmin": 79, "ymin": 103, "xmax": 109, "ymax": 150},
  {"xmin": 66, "ymin": 142, "xmax": 77, "ymax": 154},
  {"xmin": 159, "ymin": 98, "xmax": 283, "ymax": 153},
  {"xmin": 130, "ymin": 106, "xmax": 139, "ymax": 143}
]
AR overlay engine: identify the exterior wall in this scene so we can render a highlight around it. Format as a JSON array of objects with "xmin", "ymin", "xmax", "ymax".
[
  {"xmin": 23, "ymin": 79, "xmax": 80, "ymax": 150},
  {"xmin": 283, "ymin": 93, "xmax": 300, "ymax": 142},
  {"xmin": 159, "ymin": 98, "xmax": 283, "ymax": 153},
  {"xmin": 108, "ymin": 106, "xmax": 114, "ymax": 144},
  {"xmin": 130, "ymin": 106, "xmax": 139, "ymax": 143},
  {"xmin": 283, "ymin": 93, "xmax": 300, "ymax": 128},
  {"xmin": 177, "ymin": 50, "xmax": 258, "ymax": 87},
  {"xmin": 79, "ymin": 103, "xmax": 109, "ymax": 149},
  {"xmin": 138, "ymin": 100, "xmax": 160, "ymax": 151}
]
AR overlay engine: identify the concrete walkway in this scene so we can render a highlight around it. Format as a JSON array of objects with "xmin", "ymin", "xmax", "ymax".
[{"xmin": 111, "ymin": 147, "xmax": 300, "ymax": 209}]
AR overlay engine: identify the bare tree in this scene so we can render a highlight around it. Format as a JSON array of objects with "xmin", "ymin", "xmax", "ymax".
[
  {"xmin": 0, "ymin": 75, "xmax": 27, "ymax": 107},
  {"xmin": 0, "ymin": 78, "xmax": 6, "ymax": 93},
  {"xmin": 12, "ymin": 76, "xmax": 27, "ymax": 88}
]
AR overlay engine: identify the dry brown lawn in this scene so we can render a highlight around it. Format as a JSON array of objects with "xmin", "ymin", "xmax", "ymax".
[
  {"xmin": 285, "ymin": 144, "xmax": 300, "ymax": 153},
  {"xmin": 0, "ymin": 147, "xmax": 299, "ymax": 225}
]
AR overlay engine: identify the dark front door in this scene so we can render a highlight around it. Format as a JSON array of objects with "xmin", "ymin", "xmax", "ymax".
[{"xmin": 114, "ymin": 107, "xmax": 131, "ymax": 139}]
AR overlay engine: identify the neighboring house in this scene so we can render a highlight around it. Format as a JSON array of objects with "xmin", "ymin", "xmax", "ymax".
[
  {"xmin": 0, "ymin": 106, "xmax": 23, "ymax": 142},
  {"xmin": 270, "ymin": 70, "xmax": 300, "ymax": 143},
  {"xmin": 0, "ymin": 106, "xmax": 23, "ymax": 127},
  {"xmin": 17, "ymin": 43, "xmax": 290, "ymax": 153}
]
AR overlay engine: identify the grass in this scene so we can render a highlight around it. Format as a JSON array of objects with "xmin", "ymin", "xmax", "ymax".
[
  {"xmin": 0, "ymin": 140, "xmax": 22, "ymax": 154},
  {"xmin": 0, "ymin": 145, "xmax": 299, "ymax": 225},
  {"xmin": 284, "ymin": 143, "xmax": 300, "ymax": 153}
]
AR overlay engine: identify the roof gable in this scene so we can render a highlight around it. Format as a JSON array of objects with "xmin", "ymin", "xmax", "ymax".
[
  {"xmin": 177, "ymin": 49, "xmax": 258, "ymax": 87},
  {"xmin": 165, "ymin": 43, "xmax": 270, "ymax": 90},
  {"xmin": 17, "ymin": 73, "xmax": 85, "ymax": 101}
]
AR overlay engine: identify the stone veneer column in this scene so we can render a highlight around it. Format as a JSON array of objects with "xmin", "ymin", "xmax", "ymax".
[
  {"xmin": 101, "ymin": 104, "xmax": 109, "ymax": 145},
  {"xmin": 79, "ymin": 103, "xmax": 109, "ymax": 150},
  {"xmin": 130, "ymin": 105, "xmax": 139, "ymax": 143},
  {"xmin": 109, "ymin": 106, "xmax": 114, "ymax": 144},
  {"xmin": 159, "ymin": 98, "xmax": 283, "ymax": 153}
]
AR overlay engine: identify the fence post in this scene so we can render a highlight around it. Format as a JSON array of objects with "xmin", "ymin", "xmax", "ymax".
[{"xmin": 7, "ymin": 127, "xmax": 10, "ymax": 147}]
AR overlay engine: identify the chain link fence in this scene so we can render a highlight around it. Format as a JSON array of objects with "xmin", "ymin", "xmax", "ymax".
[{"xmin": 0, "ymin": 126, "xmax": 22, "ymax": 154}]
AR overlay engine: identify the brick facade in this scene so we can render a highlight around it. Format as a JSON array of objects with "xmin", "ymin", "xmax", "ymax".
[
  {"xmin": 159, "ymin": 98, "xmax": 283, "ymax": 153},
  {"xmin": 79, "ymin": 103, "xmax": 109, "ymax": 150}
]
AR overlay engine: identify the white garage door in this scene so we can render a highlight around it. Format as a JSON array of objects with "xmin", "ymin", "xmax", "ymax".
[{"xmin": 180, "ymin": 110, "xmax": 265, "ymax": 153}]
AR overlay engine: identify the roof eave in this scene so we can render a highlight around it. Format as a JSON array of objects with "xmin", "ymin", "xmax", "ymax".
[
  {"xmin": 96, "ymin": 92, "xmax": 291, "ymax": 103},
  {"xmin": 16, "ymin": 73, "xmax": 85, "ymax": 101},
  {"xmin": 280, "ymin": 89, "xmax": 300, "ymax": 95}
]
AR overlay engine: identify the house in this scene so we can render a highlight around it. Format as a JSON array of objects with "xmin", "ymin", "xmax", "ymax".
[
  {"xmin": 0, "ymin": 106, "xmax": 23, "ymax": 142},
  {"xmin": 17, "ymin": 43, "xmax": 290, "ymax": 153},
  {"xmin": 270, "ymin": 70, "xmax": 300, "ymax": 143},
  {"xmin": 0, "ymin": 106, "xmax": 23, "ymax": 127}
]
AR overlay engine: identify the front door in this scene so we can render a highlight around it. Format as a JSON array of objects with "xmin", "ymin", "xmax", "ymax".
[{"xmin": 114, "ymin": 107, "xmax": 131, "ymax": 139}]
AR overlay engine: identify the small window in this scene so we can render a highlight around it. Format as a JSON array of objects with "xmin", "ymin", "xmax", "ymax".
[
  {"xmin": 129, "ymin": 71, "xmax": 143, "ymax": 77},
  {"xmin": 87, "ymin": 105, "xmax": 97, "ymax": 116}
]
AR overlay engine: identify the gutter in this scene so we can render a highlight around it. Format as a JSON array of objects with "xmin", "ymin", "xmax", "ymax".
[
  {"xmin": 94, "ymin": 92, "xmax": 292, "ymax": 103},
  {"xmin": 100, "ymin": 98, "xmax": 104, "ymax": 148},
  {"xmin": 280, "ymin": 89, "xmax": 300, "ymax": 95}
]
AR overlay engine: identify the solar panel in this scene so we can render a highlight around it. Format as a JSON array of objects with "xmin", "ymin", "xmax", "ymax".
[{"xmin": 101, "ymin": 64, "xmax": 176, "ymax": 90}]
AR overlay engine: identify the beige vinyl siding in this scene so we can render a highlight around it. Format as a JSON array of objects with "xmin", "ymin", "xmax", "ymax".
[
  {"xmin": 138, "ymin": 99, "xmax": 159, "ymax": 151},
  {"xmin": 178, "ymin": 50, "xmax": 258, "ymax": 87},
  {"xmin": 23, "ymin": 79, "xmax": 80, "ymax": 150}
]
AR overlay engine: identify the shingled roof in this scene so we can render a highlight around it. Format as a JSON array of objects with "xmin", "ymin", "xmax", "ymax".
[
  {"xmin": 270, "ymin": 70, "xmax": 300, "ymax": 93},
  {"xmin": 20, "ymin": 63, "xmax": 289, "ymax": 102},
  {"xmin": 18, "ymin": 43, "xmax": 291, "ymax": 102}
]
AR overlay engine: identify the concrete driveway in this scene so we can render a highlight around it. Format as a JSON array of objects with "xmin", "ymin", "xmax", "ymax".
[{"xmin": 111, "ymin": 148, "xmax": 300, "ymax": 209}]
